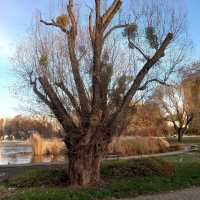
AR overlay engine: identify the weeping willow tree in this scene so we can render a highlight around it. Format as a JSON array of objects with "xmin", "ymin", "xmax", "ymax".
[{"xmin": 14, "ymin": 0, "xmax": 189, "ymax": 186}]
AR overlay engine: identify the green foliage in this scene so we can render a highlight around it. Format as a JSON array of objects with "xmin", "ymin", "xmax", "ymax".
[{"xmin": 146, "ymin": 26, "xmax": 159, "ymax": 49}]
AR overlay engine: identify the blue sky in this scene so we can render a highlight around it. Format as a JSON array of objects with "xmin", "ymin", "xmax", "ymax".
[
  {"xmin": 0, "ymin": 0, "xmax": 200, "ymax": 117},
  {"xmin": 187, "ymin": 0, "xmax": 200, "ymax": 57},
  {"xmin": 0, "ymin": 0, "xmax": 50, "ymax": 117}
]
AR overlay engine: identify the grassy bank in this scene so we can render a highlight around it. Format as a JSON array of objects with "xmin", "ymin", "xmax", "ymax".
[
  {"xmin": 167, "ymin": 136, "xmax": 200, "ymax": 144},
  {"xmin": 1, "ymin": 152, "xmax": 200, "ymax": 200}
]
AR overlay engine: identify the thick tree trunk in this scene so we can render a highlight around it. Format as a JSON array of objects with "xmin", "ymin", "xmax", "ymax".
[
  {"xmin": 68, "ymin": 146, "xmax": 102, "ymax": 187},
  {"xmin": 178, "ymin": 130, "xmax": 183, "ymax": 143}
]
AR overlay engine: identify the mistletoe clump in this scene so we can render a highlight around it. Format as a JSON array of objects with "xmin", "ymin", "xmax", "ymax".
[
  {"xmin": 123, "ymin": 23, "xmax": 138, "ymax": 40},
  {"xmin": 146, "ymin": 26, "xmax": 159, "ymax": 50},
  {"xmin": 39, "ymin": 54, "xmax": 48, "ymax": 66},
  {"xmin": 111, "ymin": 75, "xmax": 133, "ymax": 107},
  {"xmin": 78, "ymin": 45, "xmax": 87, "ymax": 55},
  {"xmin": 56, "ymin": 15, "xmax": 68, "ymax": 28}
]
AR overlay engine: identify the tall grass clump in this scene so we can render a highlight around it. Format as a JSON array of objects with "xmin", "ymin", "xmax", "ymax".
[
  {"xmin": 108, "ymin": 136, "xmax": 170, "ymax": 156},
  {"xmin": 46, "ymin": 138, "xmax": 66, "ymax": 155},
  {"xmin": 30, "ymin": 133, "xmax": 46, "ymax": 156},
  {"xmin": 30, "ymin": 134, "xmax": 172, "ymax": 157},
  {"xmin": 30, "ymin": 133, "xmax": 66, "ymax": 156}
]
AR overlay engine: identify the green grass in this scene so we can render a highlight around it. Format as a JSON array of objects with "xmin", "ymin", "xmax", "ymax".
[
  {"xmin": 2, "ymin": 154, "xmax": 200, "ymax": 200},
  {"xmin": 4, "ymin": 167, "xmax": 68, "ymax": 188},
  {"xmin": 3, "ymin": 159, "xmax": 174, "ymax": 189},
  {"xmin": 163, "ymin": 152, "xmax": 200, "ymax": 163},
  {"xmin": 167, "ymin": 136, "xmax": 200, "ymax": 144}
]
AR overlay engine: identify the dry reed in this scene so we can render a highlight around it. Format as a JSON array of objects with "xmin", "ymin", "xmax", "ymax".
[
  {"xmin": 30, "ymin": 133, "xmax": 66, "ymax": 156},
  {"xmin": 108, "ymin": 136, "xmax": 170, "ymax": 156},
  {"xmin": 30, "ymin": 133, "xmax": 171, "ymax": 157}
]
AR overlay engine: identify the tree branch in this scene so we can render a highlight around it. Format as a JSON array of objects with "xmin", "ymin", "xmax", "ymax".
[
  {"xmin": 65, "ymin": 0, "xmax": 90, "ymax": 114},
  {"xmin": 29, "ymin": 72, "xmax": 51, "ymax": 107},
  {"xmin": 67, "ymin": 0, "xmax": 77, "ymax": 39},
  {"xmin": 128, "ymin": 39, "xmax": 149, "ymax": 61},
  {"xmin": 102, "ymin": 0, "xmax": 122, "ymax": 30},
  {"xmin": 103, "ymin": 24, "xmax": 128, "ymax": 42},
  {"xmin": 38, "ymin": 75, "xmax": 77, "ymax": 131},
  {"xmin": 56, "ymin": 81, "xmax": 80, "ymax": 114},
  {"xmin": 91, "ymin": 0, "xmax": 122, "ymax": 115},
  {"xmin": 95, "ymin": 0, "xmax": 101, "ymax": 22},
  {"xmin": 120, "ymin": 32, "xmax": 173, "ymax": 111},
  {"xmin": 89, "ymin": 10, "xmax": 95, "ymax": 46},
  {"xmin": 40, "ymin": 1, "xmax": 90, "ymax": 115},
  {"xmin": 40, "ymin": 19, "xmax": 67, "ymax": 33},
  {"xmin": 138, "ymin": 78, "xmax": 171, "ymax": 90},
  {"xmin": 107, "ymin": 32, "xmax": 173, "ymax": 129}
]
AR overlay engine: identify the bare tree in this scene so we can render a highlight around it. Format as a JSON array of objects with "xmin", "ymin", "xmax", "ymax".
[
  {"xmin": 127, "ymin": 102, "xmax": 168, "ymax": 137},
  {"xmin": 181, "ymin": 61, "xmax": 200, "ymax": 78},
  {"xmin": 13, "ymin": 0, "xmax": 189, "ymax": 186},
  {"xmin": 154, "ymin": 85, "xmax": 193, "ymax": 142},
  {"xmin": 3, "ymin": 115, "xmax": 62, "ymax": 140},
  {"xmin": 0, "ymin": 118, "xmax": 4, "ymax": 139}
]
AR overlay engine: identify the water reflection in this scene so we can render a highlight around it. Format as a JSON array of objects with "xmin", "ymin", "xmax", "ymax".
[
  {"xmin": 32, "ymin": 155, "xmax": 66, "ymax": 163},
  {"xmin": 0, "ymin": 142, "xmax": 67, "ymax": 165}
]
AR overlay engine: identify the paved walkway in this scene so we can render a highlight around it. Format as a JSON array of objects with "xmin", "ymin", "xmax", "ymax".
[
  {"xmin": 128, "ymin": 187, "xmax": 200, "ymax": 200},
  {"xmin": 105, "ymin": 146, "xmax": 189, "ymax": 160}
]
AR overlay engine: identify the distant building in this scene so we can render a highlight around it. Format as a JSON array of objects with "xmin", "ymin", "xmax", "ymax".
[{"xmin": 182, "ymin": 71, "xmax": 200, "ymax": 133}]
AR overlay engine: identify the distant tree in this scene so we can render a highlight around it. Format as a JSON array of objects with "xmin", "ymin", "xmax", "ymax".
[
  {"xmin": 181, "ymin": 61, "xmax": 200, "ymax": 77},
  {"xmin": 154, "ymin": 85, "xmax": 193, "ymax": 142},
  {"xmin": 127, "ymin": 102, "xmax": 169, "ymax": 136},
  {"xmin": 0, "ymin": 118, "xmax": 4, "ymax": 139},
  {"xmin": 14, "ymin": 0, "xmax": 189, "ymax": 186},
  {"xmin": 3, "ymin": 116, "xmax": 61, "ymax": 140}
]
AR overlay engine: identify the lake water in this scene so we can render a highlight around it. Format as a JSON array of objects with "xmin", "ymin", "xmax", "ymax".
[{"xmin": 0, "ymin": 142, "xmax": 66, "ymax": 165}]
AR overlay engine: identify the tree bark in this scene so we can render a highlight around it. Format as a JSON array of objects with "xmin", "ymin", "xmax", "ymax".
[
  {"xmin": 67, "ymin": 145, "xmax": 102, "ymax": 187},
  {"xmin": 178, "ymin": 130, "xmax": 183, "ymax": 143}
]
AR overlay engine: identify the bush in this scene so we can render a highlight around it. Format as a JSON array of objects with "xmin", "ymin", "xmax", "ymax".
[
  {"xmin": 102, "ymin": 158, "xmax": 175, "ymax": 178},
  {"xmin": 169, "ymin": 144, "xmax": 184, "ymax": 151}
]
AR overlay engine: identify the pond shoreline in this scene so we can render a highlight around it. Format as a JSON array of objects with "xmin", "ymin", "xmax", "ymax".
[
  {"xmin": 0, "ymin": 146, "xmax": 190, "ymax": 184},
  {"xmin": 0, "ymin": 137, "xmax": 194, "ymax": 166},
  {"xmin": 0, "ymin": 146, "xmax": 189, "ymax": 168}
]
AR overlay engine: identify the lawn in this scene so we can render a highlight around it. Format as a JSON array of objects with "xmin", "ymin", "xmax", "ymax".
[
  {"xmin": 167, "ymin": 136, "xmax": 200, "ymax": 144},
  {"xmin": 1, "ymin": 152, "xmax": 200, "ymax": 200}
]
